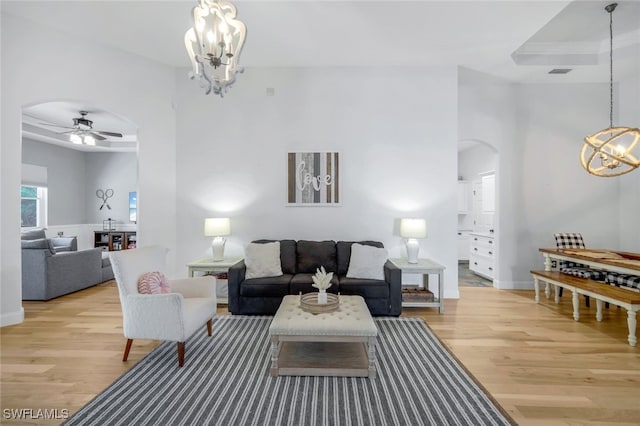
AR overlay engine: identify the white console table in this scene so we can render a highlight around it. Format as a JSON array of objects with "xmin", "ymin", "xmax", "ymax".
[{"xmin": 390, "ymin": 258, "xmax": 445, "ymax": 313}]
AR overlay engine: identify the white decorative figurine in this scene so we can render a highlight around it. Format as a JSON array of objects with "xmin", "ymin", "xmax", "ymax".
[{"xmin": 312, "ymin": 266, "xmax": 333, "ymax": 304}]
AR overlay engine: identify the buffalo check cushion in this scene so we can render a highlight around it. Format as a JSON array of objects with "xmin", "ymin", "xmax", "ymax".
[
  {"xmin": 560, "ymin": 267, "xmax": 607, "ymax": 282},
  {"xmin": 554, "ymin": 232, "xmax": 587, "ymax": 269},
  {"xmin": 606, "ymin": 272, "xmax": 640, "ymax": 292}
]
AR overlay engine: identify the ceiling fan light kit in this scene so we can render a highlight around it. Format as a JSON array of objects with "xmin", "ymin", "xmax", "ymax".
[
  {"xmin": 69, "ymin": 133, "xmax": 95, "ymax": 145},
  {"xmin": 580, "ymin": 2, "xmax": 640, "ymax": 177},
  {"xmin": 184, "ymin": 0, "xmax": 247, "ymax": 97}
]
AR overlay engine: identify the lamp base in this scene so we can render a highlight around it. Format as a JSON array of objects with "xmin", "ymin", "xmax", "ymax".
[
  {"xmin": 211, "ymin": 237, "xmax": 226, "ymax": 262},
  {"xmin": 406, "ymin": 239, "xmax": 420, "ymax": 264}
]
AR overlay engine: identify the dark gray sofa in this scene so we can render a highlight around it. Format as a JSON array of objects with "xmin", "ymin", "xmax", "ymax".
[{"xmin": 228, "ymin": 240, "xmax": 402, "ymax": 316}]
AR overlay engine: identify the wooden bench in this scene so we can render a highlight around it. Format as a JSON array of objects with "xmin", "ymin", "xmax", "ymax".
[{"xmin": 531, "ymin": 270, "xmax": 640, "ymax": 346}]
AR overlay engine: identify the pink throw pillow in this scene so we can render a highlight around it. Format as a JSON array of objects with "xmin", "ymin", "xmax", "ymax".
[{"xmin": 137, "ymin": 272, "xmax": 171, "ymax": 294}]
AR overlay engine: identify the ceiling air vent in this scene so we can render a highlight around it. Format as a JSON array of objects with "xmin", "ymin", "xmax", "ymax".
[{"xmin": 548, "ymin": 68, "xmax": 572, "ymax": 74}]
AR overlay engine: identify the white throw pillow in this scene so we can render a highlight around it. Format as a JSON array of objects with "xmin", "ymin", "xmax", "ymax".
[
  {"xmin": 346, "ymin": 243, "xmax": 388, "ymax": 280},
  {"xmin": 245, "ymin": 242, "xmax": 283, "ymax": 279}
]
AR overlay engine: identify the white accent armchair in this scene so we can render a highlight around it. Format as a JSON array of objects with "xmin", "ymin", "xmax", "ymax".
[{"xmin": 109, "ymin": 246, "xmax": 216, "ymax": 367}]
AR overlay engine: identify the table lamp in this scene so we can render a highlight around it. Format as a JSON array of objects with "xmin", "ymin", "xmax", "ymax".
[
  {"xmin": 204, "ymin": 217, "xmax": 231, "ymax": 261},
  {"xmin": 400, "ymin": 218, "xmax": 427, "ymax": 264}
]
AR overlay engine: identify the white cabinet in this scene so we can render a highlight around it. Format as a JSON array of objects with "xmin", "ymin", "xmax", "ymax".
[
  {"xmin": 469, "ymin": 232, "xmax": 495, "ymax": 280},
  {"xmin": 481, "ymin": 174, "xmax": 495, "ymax": 213},
  {"xmin": 457, "ymin": 181, "xmax": 470, "ymax": 213},
  {"xmin": 457, "ymin": 231, "xmax": 470, "ymax": 260}
]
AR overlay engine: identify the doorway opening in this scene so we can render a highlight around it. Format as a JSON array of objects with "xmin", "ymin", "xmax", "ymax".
[
  {"xmin": 20, "ymin": 100, "xmax": 138, "ymax": 251},
  {"xmin": 457, "ymin": 139, "xmax": 499, "ymax": 288}
]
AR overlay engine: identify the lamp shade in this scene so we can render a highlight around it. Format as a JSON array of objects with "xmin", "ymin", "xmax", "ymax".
[
  {"xmin": 204, "ymin": 218, "xmax": 231, "ymax": 236},
  {"xmin": 400, "ymin": 218, "xmax": 427, "ymax": 239}
]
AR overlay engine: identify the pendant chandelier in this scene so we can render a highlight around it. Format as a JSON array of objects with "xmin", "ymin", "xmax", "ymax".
[
  {"xmin": 581, "ymin": 3, "xmax": 640, "ymax": 177},
  {"xmin": 184, "ymin": 0, "xmax": 247, "ymax": 97}
]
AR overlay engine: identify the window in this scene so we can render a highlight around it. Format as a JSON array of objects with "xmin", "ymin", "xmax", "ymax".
[{"xmin": 21, "ymin": 185, "xmax": 47, "ymax": 228}]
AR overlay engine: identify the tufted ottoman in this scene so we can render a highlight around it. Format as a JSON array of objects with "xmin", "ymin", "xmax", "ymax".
[{"xmin": 269, "ymin": 295, "xmax": 378, "ymax": 378}]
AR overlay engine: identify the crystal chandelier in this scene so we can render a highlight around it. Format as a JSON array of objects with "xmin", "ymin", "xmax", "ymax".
[
  {"xmin": 184, "ymin": 0, "xmax": 247, "ymax": 97},
  {"xmin": 581, "ymin": 3, "xmax": 640, "ymax": 177}
]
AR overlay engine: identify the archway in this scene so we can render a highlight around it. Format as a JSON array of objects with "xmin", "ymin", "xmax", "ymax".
[
  {"xmin": 457, "ymin": 138, "xmax": 499, "ymax": 288},
  {"xmin": 20, "ymin": 100, "xmax": 138, "ymax": 251}
]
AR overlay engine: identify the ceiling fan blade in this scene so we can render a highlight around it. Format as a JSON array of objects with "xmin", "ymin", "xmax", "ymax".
[
  {"xmin": 38, "ymin": 122, "xmax": 75, "ymax": 130},
  {"xmin": 94, "ymin": 130, "xmax": 123, "ymax": 138},
  {"xmin": 89, "ymin": 132, "xmax": 107, "ymax": 141}
]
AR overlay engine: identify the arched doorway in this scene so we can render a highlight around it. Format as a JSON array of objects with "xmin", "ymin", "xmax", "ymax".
[
  {"xmin": 20, "ymin": 100, "xmax": 138, "ymax": 251},
  {"xmin": 457, "ymin": 139, "xmax": 499, "ymax": 288}
]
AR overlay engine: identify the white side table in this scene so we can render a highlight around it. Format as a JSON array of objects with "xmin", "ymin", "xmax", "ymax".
[
  {"xmin": 187, "ymin": 257, "xmax": 243, "ymax": 305},
  {"xmin": 390, "ymin": 258, "xmax": 446, "ymax": 313}
]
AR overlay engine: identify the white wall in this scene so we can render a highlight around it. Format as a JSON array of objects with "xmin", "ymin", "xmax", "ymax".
[
  {"xmin": 459, "ymin": 67, "xmax": 635, "ymax": 290},
  {"xmin": 22, "ymin": 138, "xmax": 87, "ymax": 225},
  {"xmin": 1, "ymin": 14, "xmax": 177, "ymax": 326},
  {"xmin": 175, "ymin": 66, "xmax": 460, "ymax": 297},
  {"xmin": 85, "ymin": 152, "xmax": 137, "ymax": 226},
  {"xmin": 458, "ymin": 68, "xmax": 517, "ymax": 288},
  {"xmin": 617, "ymin": 76, "xmax": 640, "ymax": 252}
]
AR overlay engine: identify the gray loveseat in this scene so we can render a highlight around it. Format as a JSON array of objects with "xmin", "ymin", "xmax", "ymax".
[
  {"xmin": 21, "ymin": 229, "xmax": 106, "ymax": 300},
  {"xmin": 228, "ymin": 240, "xmax": 402, "ymax": 316}
]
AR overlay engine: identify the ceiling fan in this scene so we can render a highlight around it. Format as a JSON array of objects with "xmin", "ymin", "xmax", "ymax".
[{"xmin": 38, "ymin": 111, "xmax": 123, "ymax": 142}]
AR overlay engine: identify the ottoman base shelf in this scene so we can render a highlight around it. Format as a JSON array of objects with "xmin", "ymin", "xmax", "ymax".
[{"xmin": 272, "ymin": 341, "xmax": 371, "ymax": 378}]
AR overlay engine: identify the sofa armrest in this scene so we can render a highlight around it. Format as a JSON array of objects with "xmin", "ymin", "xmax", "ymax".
[
  {"xmin": 228, "ymin": 260, "xmax": 246, "ymax": 313},
  {"xmin": 384, "ymin": 260, "xmax": 402, "ymax": 316},
  {"xmin": 21, "ymin": 249, "xmax": 51, "ymax": 299},
  {"xmin": 50, "ymin": 236, "xmax": 78, "ymax": 252}
]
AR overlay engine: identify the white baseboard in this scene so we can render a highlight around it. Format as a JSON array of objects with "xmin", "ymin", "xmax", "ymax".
[
  {"xmin": 493, "ymin": 279, "xmax": 534, "ymax": 290},
  {"xmin": 1, "ymin": 307, "xmax": 25, "ymax": 327}
]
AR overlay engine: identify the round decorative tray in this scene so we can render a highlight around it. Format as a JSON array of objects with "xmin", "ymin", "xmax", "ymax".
[{"xmin": 299, "ymin": 292, "xmax": 340, "ymax": 314}]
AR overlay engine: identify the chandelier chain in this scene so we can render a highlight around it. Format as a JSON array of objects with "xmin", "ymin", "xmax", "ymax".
[{"xmin": 609, "ymin": 5, "xmax": 613, "ymax": 129}]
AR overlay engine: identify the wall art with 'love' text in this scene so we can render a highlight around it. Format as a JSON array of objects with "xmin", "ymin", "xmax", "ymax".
[{"xmin": 287, "ymin": 152, "xmax": 340, "ymax": 206}]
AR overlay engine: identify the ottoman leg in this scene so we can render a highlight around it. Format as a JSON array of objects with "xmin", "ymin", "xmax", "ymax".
[
  {"xmin": 270, "ymin": 336, "xmax": 280, "ymax": 376},
  {"xmin": 368, "ymin": 337, "xmax": 377, "ymax": 379}
]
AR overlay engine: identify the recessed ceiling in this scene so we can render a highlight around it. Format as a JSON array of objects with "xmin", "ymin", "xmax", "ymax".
[{"xmin": 22, "ymin": 102, "xmax": 137, "ymax": 153}]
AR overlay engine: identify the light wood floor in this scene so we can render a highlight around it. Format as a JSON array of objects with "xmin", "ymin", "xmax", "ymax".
[{"xmin": 1, "ymin": 282, "xmax": 639, "ymax": 425}]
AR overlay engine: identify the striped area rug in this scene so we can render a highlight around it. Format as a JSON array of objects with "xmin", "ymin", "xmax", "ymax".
[{"xmin": 65, "ymin": 317, "xmax": 513, "ymax": 426}]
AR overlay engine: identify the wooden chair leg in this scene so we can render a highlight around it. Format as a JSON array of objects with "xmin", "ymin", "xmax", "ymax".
[
  {"xmin": 585, "ymin": 295, "xmax": 590, "ymax": 307},
  {"xmin": 207, "ymin": 319, "xmax": 212, "ymax": 336},
  {"xmin": 177, "ymin": 342, "xmax": 185, "ymax": 367},
  {"xmin": 558, "ymin": 287, "xmax": 563, "ymax": 297},
  {"xmin": 123, "ymin": 339, "xmax": 133, "ymax": 362}
]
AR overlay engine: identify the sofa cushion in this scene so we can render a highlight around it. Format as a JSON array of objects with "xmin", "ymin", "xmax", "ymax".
[
  {"xmin": 240, "ymin": 274, "xmax": 292, "ymax": 297},
  {"xmin": 245, "ymin": 242, "xmax": 283, "ymax": 279},
  {"xmin": 336, "ymin": 241, "xmax": 384, "ymax": 275},
  {"xmin": 21, "ymin": 228, "xmax": 47, "ymax": 240},
  {"xmin": 346, "ymin": 243, "xmax": 388, "ymax": 280},
  {"xmin": 137, "ymin": 271, "xmax": 171, "ymax": 294},
  {"xmin": 253, "ymin": 239, "xmax": 297, "ymax": 274},
  {"xmin": 290, "ymin": 273, "xmax": 339, "ymax": 295},
  {"xmin": 296, "ymin": 240, "xmax": 337, "ymax": 273},
  {"xmin": 21, "ymin": 238, "xmax": 55, "ymax": 254},
  {"xmin": 339, "ymin": 277, "xmax": 390, "ymax": 298}
]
